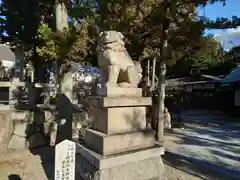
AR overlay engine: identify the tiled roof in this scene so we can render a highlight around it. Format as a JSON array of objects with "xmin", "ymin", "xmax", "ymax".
[
  {"xmin": 201, "ymin": 74, "xmax": 223, "ymax": 81},
  {"xmin": 166, "ymin": 75, "xmax": 222, "ymax": 87},
  {"xmin": 222, "ymin": 65, "xmax": 240, "ymax": 84}
]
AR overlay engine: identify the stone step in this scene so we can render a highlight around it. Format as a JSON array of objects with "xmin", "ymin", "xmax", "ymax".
[
  {"xmin": 76, "ymin": 154, "xmax": 164, "ymax": 180},
  {"xmin": 87, "ymin": 96, "xmax": 151, "ymax": 107},
  {"xmin": 97, "ymin": 87, "xmax": 142, "ymax": 97},
  {"xmin": 91, "ymin": 106, "xmax": 147, "ymax": 135},
  {"xmin": 76, "ymin": 142, "xmax": 164, "ymax": 170},
  {"xmin": 85, "ymin": 129, "xmax": 155, "ymax": 156},
  {"xmin": 11, "ymin": 111, "xmax": 28, "ymax": 122}
]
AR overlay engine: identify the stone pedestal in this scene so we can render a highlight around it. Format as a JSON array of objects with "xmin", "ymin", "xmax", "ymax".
[
  {"xmin": 85, "ymin": 129, "xmax": 155, "ymax": 156},
  {"xmin": 76, "ymin": 143, "xmax": 164, "ymax": 180},
  {"xmin": 76, "ymin": 87, "xmax": 164, "ymax": 180},
  {"xmin": 97, "ymin": 87, "xmax": 142, "ymax": 97}
]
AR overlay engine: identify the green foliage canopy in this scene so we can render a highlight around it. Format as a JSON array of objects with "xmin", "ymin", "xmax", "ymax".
[{"xmin": 0, "ymin": 0, "xmax": 238, "ymax": 76}]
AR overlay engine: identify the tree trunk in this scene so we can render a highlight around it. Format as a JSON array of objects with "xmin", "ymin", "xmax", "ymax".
[
  {"xmin": 151, "ymin": 57, "xmax": 156, "ymax": 91},
  {"xmin": 156, "ymin": 61, "xmax": 166, "ymax": 143},
  {"xmin": 156, "ymin": 0, "xmax": 169, "ymax": 142}
]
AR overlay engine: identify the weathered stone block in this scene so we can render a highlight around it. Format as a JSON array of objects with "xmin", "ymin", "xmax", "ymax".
[
  {"xmin": 91, "ymin": 106, "xmax": 147, "ymax": 135},
  {"xmin": 76, "ymin": 143, "xmax": 164, "ymax": 170},
  {"xmin": 49, "ymin": 122, "xmax": 58, "ymax": 146},
  {"xmin": 11, "ymin": 111, "xmax": 28, "ymax": 121},
  {"xmin": 0, "ymin": 113, "xmax": 13, "ymax": 152},
  {"xmin": 76, "ymin": 156, "xmax": 164, "ymax": 180},
  {"xmin": 8, "ymin": 135, "xmax": 27, "ymax": 149},
  {"xmin": 87, "ymin": 97, "xmax": 152, "ymax": 107},
  {"xmin": 97, "ymin": 87, "xmax": 142, "ymax": 97},
  {"xmin": 75, "ymin": 143, "xmax": 164, "ymax": 180},
  {"xmin": 13, "ymin": 122, "xmax": 28, "ymax": 137},
  {"xmin": 85, "ymin": 129, "xmax": 155, "ymax": 156}
]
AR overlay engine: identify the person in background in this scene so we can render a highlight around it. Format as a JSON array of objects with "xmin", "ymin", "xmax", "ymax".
[
  {"xmin": 164, "ymin": 107, "xmax": 171, "ymax": 129},
  {"xmin": 138, "ymin": 76, "xmax": 151, "ymax": 97}
]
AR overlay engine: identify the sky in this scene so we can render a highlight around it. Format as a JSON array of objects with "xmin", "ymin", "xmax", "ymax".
[{"xmin": 197, "ymin": 0, "xmax": 240, "ymax": 49}]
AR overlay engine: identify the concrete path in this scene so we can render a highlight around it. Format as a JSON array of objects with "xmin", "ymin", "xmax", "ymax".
[{"xmin": 163, "ymin": 110, "xmax": 240, "ymax": 180}]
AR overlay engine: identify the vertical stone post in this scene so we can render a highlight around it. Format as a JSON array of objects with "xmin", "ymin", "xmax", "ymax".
[
  {"xmin": 9, "ymin": 79, "xmax": 18, "ymax": 108},
  {"xmin": 27, "ymin": 83, "xmax": 36, "ymax": 108},
  {"xmin": 9, "ymin": 45, "xmax": 25, "ymax": 107},
  {"xmin": 14, "ymin": 46, "xmax": 25, "ymax": 82},
  {"xmin": 49, "ymin": 62, "xmax": 59, "ymax": 146},
  {"xmin": 54, "ymin": 69, "xmax": 73, "ymax": 145},
  {"xmin": 42, "ymin": 85, "xmax": 50, "ymax": 105}
]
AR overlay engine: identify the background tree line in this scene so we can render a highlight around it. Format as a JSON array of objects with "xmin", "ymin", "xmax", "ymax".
[{"xmin": 0, "ymin": 0, "xmax": 238, "ymax": 80}]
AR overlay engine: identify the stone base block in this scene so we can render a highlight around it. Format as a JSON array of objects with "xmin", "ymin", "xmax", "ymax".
[
  {"xmin": 85, "ymin": 129, "xmax": 155, "ymax": 155},
  {"xmin": 76, "ymin": 155, "xmax": 164, "ymax": 180},
  {"xmin": 87, "ymin": 97, "xmax": 152, "ymax": 107},
  {"xmin": 75, "ymin": 143, "xmax": 164, "ymax": 180},
  {"xmin": 11, "ymin": 111, "xmax": 28, "ymax": 121},
  {"xmin": 91, "ymin": 106, "xmax": 147, "ymax": 135},
  {"xmin": 8, "ymin": 135, "xmax": 27, "ymax": 149},
  {"xmin": 13, "ymin": 122, "xmax": 28, "ymax": 137},
  {"xmin": 97, "ymin": 87, "xmax": 142, "ymax": 97},
  {"xmin": 0, "ymin": 112, "xmax": 13, "ymax": 152}
]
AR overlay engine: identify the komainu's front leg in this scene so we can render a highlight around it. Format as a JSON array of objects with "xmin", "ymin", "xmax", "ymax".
[
  {"xmin": 126, "ymin": 65, "xmax": 139, "ymax": 88},
  {"xmin": 106, "ymin": 65, "xmax": 120, "ymax": 87}
]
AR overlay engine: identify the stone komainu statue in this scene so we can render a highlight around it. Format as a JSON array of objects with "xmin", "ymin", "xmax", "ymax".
[
  {"xmin": 164, "ymin": 107, "xmax": 171, "ymax": 129},
  {"xmin": 96, "ymin": 30, "xmax": 142, "ymax": 88}
]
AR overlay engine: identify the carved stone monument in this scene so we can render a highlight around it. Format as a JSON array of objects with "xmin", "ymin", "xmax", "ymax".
[
  {"xmin": 55, "ymin": 139, "xmax": 76, "ymax": 180},
  {"xmin": 76, "ymin": 30, "xmax": 164, "ymax": 180}
]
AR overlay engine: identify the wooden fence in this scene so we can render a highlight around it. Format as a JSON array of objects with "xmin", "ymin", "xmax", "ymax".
[{"xmin": 165, "ymin": 88, "xmax": 235, "ymax": 111}]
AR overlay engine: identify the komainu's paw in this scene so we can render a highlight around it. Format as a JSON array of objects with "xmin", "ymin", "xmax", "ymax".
[
  {"xmin": 118, "ymin": 82, "xmax": 132, "ymax": 88},
  {"xmin": 105, "ymin": 82, "xmax": 119, "ymax": 88}
]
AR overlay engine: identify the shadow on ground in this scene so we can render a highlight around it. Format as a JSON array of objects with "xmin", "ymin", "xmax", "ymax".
[
  {"xmin": 30, "ymin": 146, "xmax": 55, "ymax": 180},
  {"xmin": 165, "ymin": 110, "xmax": 240, "ymax": 179},
  {"xmin": 163, "ymin": 151, "xmax": 237, "ymax": 180},
  {"xmin": 30, "ymin": 146, "xmax": 84, "ymax": 180},
  {"xmin": 8, "ymin": 174, "xmax": 22, "ymax": 180}
]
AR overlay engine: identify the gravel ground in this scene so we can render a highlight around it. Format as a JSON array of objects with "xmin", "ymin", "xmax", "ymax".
[
  {"xmin": 0, "ymin": 149, "xmax": 48, "ymax": 180},
  {"xmin": 0, "ymin": 110, "xmax": 239, "ymax": 180},
  {"xmin": 0, "ymin": 148, "xmax": 206, "ymax": 180}
]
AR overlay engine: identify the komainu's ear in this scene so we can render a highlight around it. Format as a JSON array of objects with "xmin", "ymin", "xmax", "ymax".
[
  {"xmin": 99, "ymin": 31, "xmax": 109, "ymax": 39},
  {"xmin": 99, "ymin": 32, "xmax": 103, "ymax": 37},
  {"xmin": 105, "ymin": 31, "xmax": 109, "ymax": 39},
  {"xmin": 118, "ymin": 32, "xmax": 124, "ymax": 39}
]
